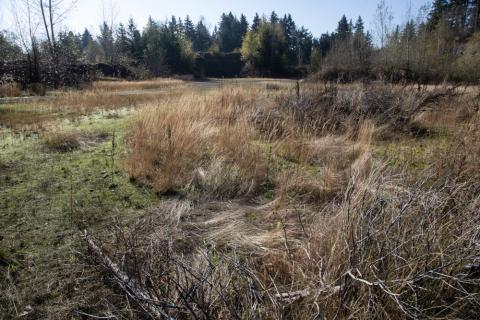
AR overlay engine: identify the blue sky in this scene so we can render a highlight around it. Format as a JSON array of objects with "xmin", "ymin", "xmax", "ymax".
[{"xmin": 1, "ymin": 0, "xmax": 431, "ymax": 38}]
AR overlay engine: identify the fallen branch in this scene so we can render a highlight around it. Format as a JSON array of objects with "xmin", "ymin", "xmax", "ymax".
[
  {"xmin": 275, "ymin": 289, "xmax": 311, "ymax": 303},
  {"xmin": 81, "ymin": 230, "xmax": 175, "ymax": 320}
]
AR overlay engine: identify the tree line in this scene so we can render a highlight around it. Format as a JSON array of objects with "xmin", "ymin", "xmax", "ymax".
[
  {"xmin": 1, "ymin": 0, "xmax": 480, "ymax": 83},
  {"xmin": 314, "ymin": 0, "xmax": 480, "ymax": 83}
]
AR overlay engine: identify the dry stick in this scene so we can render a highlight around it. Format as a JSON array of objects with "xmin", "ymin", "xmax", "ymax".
[
  {"xmin": 111, "ymin": 130, "xmax": 116, "ymax": 185},
  {"xmin": 82, "ymin": 230, "xmax": 175, "ymax": 320},
  {"xmin": 74, "ymin": 311, "xmax": 117, "ymax": 319},
  {"xmin": 296, "ymin": 81, "xmax": 300, "ymax": 102},
  {"xmin": 70, "ymin": 173, "xmax": 74, "ymax": 225}
]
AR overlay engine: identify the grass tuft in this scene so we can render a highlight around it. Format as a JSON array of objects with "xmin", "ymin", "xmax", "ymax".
[{"xmin": 43, "ymin": 131, "xmax": 81, "ymax": 152}]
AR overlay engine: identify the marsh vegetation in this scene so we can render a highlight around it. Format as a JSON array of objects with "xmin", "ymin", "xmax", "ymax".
[{"xmin": 0, "ymin": 78, "xmax": 479, "ymax": 319}]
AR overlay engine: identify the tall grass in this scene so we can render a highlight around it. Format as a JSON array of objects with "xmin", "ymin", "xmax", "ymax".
[
  {"xmin": 90, "ymin": 81, "xmax": 480, "ymax": 319},
  {"xmin": 124, "ymin": 89, "xmax": 268, "ymax": 197},
  {"xmin": 0, "ymin": 83, "xmax": 21, "ymax": 97},
  {"xmin": 92, "ymin": 78, "xmax": 183, "ymax": 92}
]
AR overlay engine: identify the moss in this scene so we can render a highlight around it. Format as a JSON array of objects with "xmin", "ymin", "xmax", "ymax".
[
  {"xmin": 0, "ymin": 110, "xmax": 158, "ymax": 316},
  {"xmin": 374, "ymin": 134, "xmax": 450, "ymax": 171}
]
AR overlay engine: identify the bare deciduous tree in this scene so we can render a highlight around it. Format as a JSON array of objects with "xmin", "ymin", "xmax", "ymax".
[
  {"xmin": 38, "ymin": 0, "xmax": 78, "ymax": 52},
  {"xmin": 374, "ymin": 0, "xmax": 393, "ymax": 50}
]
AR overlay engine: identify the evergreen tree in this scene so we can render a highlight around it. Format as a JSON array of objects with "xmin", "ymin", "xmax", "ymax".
[
  {"xmin": 0, "ymin": 31, "xmax": 23, "ymax": 61},
  {"xmin": 270, "ymin": 11, "xmax": 279, "ymax": 24},
  {"xmin": 116, "ymin": 23, "xmax": 130, "ymax": 62},
  {"xmin": 295, "ymin": 27, "xmax": 313, "ymax": 65},
  {"xmin": 143, "ymin": 18, "xmax": 165, "ymax": 74},
  {"xmin": 127, "ymin": 18, "xmax": 143, "ymax": 61},
  {"xmin": 336, "ymin": 15, "xmax": 351, "ymax": 41},
  {"xmin": 317, "ymin": 33, "xmax": 333, "ymax": 57},
  {"xmin": 194, "ymin": 20, "xmax": 212, "ymax": 51},
  {"xmin": 427, "ymin": 0, "xmax": 449, "ymax": 31},
  {"xmin": 184, "ymin": 15, "xmax": 196, "ymax": 42},
  {"xmin": 58, "ymin": 31, "xmax": 81, "ymax": 64},
  {"xmin": 281, "ymin": 13, "xmax": 297, "ymax": 63},
  {"xmin": 252, "ymin": 13, "xmax": 261, "ymax": 32},
  {"xmin": 80, "ymin": 28, "xmax": 93, "ymax": 51},
  {"xmin": 218, "ymin": 12, "xmax": 243, "ymax": 52},
  {"xmin": 98, "ymin": 22, "xmax": 115, "ymax": 63},
  {"xmin": 449, "ymin": 0, "xmax": 470, "ymax": 37},
  {"xmin": 239, "ymin": 14, "xmax": 249, "ymax": 38},
  {"xmin": 354, "ymin": 16, "xmax": 365, "ymax": 35},
  {"xmin": 242, "ymin": 21, "xmax": 287, "ymax": 74},
  {"xmin": 353, "ymin": 16, "xmax": 372, "ymax": 66},
  {"xmin": 169, "ymin": 16, "xmax": 178, "ymax": 33},
  {"xmin": 178, "ymin": 18, "xmax": 185, "ymax": 34}
]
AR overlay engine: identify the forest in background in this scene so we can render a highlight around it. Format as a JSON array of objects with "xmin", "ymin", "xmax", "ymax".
[{"xmin": 0, "ymin": 0, "xmax": 480, "ymax": 85}]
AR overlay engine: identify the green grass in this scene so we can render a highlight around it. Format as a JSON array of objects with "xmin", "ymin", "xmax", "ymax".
[
  {"xmin": 0, "ymin": 110, "xmax": 158, "ymax": 318},
  {"xmin": 373, "ymin": 133, "xmax": 450, "ymax": 171}
]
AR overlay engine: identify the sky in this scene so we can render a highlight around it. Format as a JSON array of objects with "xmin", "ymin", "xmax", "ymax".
[{"xmin": 0, "ymin": 0, "xmax": 431, "ymax": 38}]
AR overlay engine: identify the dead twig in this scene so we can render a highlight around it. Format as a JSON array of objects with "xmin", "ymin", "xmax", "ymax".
[{"xmin": 81, "ymin": 230, "xmax": 175, "ymax": 320}]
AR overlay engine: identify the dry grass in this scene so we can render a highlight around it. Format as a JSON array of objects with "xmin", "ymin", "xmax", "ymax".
[
  {"xmin": 92, "ymin": 78, "xmax": 184, "ymax": 92},
  {"xmin": 3, "ymin": 79, "xmax": 474, "ymax": 318},
  {"xmin": 43, "ymin": 131, "xmax": 81, "ymax": 152},
  {"xmin": 88, "ymin": 81, "xmax": 480, "ymax": 319},
  {"xmin": 0, "ymin": 82, "xmax": 22, "ymax": 97},
  {"xmin": 124, "ymin": 88, "xmax": 268, "ymax": 197},
  {"xmin": 0, "ymin": 82, "xmax": 188, "ymax": 131}
]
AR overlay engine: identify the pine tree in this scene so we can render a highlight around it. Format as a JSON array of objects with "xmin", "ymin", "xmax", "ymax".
[
  {"xmin": 116, "ymin": 23, "xmax": 130, "ymax": 62},
  {"xmin": 252, "ymin": 13, "xmax": 261, "ymax": 32},
  {"xmin": 353, "ymin": 16, "xmax": 368, "ymax": 64},
  {"xmin": 0, "ymin": 31, "xmax": 23, "ymax": 61},
  {"xmin": 169, "ymin": 16, "xmax": 179, "ymax": 34},
  {"xmin": 317, "ymin": 33, "xmax": 333, "ymax": 57},
  {"xmin": 58, "ymin": 31, "xmax": 81, "ymax": 64},
  {"xmin": 194, "ymin": 20, "xmax": 212, "ymax": 51},
  {"xmin": 239, "ymin": 14, "xmax": 249, "ymax": 38},
  {"xmin": 336, "ymin": 15, "xmax": 351, "ymax": 41},
  {"xmin": 427, "ymin": 0, "xmax": 449, "ymax": 30},
  {"xmin": 281, "ymin": 14, "xmax": 297, "ymax": 63},
  {"xmin": 449, "ymin": 0, "xmax": 470, "ymax": 37},
  {"xmin": 184, "ymin": 15, "xmax": 196, "ymax": 42},
  {"xmin": 295, "ymin": 26, "xmax": 313, "ymax": 65},
  {"xmin": 270, "ymin": 11, "xmax": 279, "ymax": 24},
  {"xmin": 127, "ymin": 18, "xmax": 143, "ymax": 61},
  {"xmin": 354, "ymin": 16, "xmax": 365, "ymax": 35},
  {"xmin": 80, "ymin": 28, "xmax": 93, "ymax": 51},
  {"xmin": 98, "ymin": 22, "xmax": 115, "ymax": 63},
  {"xmin": 218, "ymin": 12, "xmax": 243, "ymax": 52}
]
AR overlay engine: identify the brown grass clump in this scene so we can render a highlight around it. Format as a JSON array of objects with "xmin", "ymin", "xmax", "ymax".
[
  {"xmin": 0, "ymin": 82, "xmax": 22, "ymax": 97},
  {"xmin": 124, "ymin": 88, "xmax": 268, "ymax": 197},
  {"xmin": 432, "ymin": 109, "xmax": 480, "ymax": 182},
  {"xmin": 43, "ymin": 131, "xmax": 81, "ymax": 152}
]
